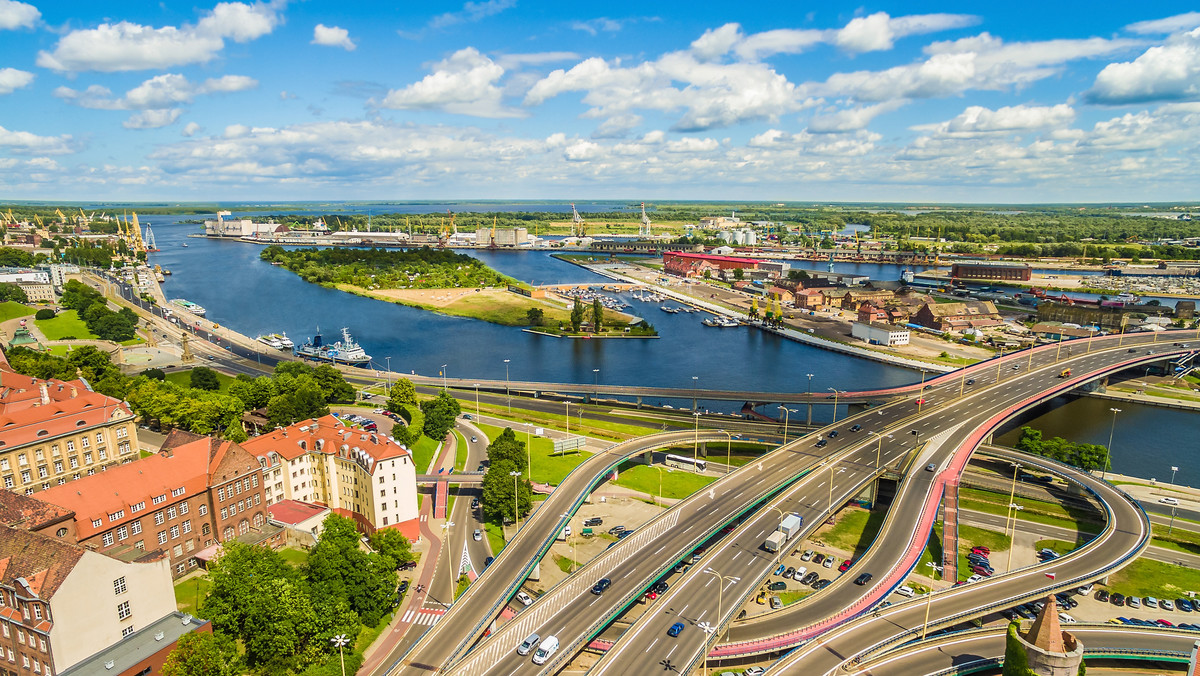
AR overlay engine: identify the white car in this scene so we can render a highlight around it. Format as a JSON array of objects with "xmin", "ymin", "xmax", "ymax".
[
  {"xmin": 516, "ymin": 591, "xmax": 533, "ymax": 606},
  {"xmin": 1162, "ymin": 599, "xmax": 1176, "ymax": 611},
  {"xmin": 967, "ymin": 574, "xmax": 985, "ymax": 584},
  {"xmin": 473, "ymin": 529, "xmax": 482, "ymax": 541},
  {"xmin": 373, "ymin": 408, "xmax": 384, "ymax": 414},
  {"xmin": 1160, "ymin": 497, "xmax": 1180, "ymax": 505},
  {"xmin": 1058, "ymin": 612, "xmax": 1076, "ymax": 623},
  {"xmin": 792, "ymin": 566, "xmax": 808, "ymax": 581}
]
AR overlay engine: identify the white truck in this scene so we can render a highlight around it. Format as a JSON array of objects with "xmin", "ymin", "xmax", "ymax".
[
  {"xmin": 779, "ymin": 513, "xmax": 803, "ymax": 539},
  {"xmin": 763, "ymin": 531, "xmax": 786, "ymax": 553}
]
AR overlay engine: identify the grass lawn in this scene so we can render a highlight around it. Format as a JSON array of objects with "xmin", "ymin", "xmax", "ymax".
[
  {"xmin": 355, "ymin": 608, "xmax": 396, "ymax": 655},
  {"xmin": 35, "ymin": 310, "xmax": 98, "ymax": 340},
  {"xmin": 1107, "ymin": 558, "xmax": 1200, "ymax": 598},
  {"xmin": 46, "ymin": 345, "xmax": 70, "ymax": 356},
  {"xmin": 119, "ymin": 336, "xmax": 145, "ymax": 346},
  {"xmin": 455, "ymin": 574, "xmax": 471, "ymax": 599},
  {"xmin": 164, "ymin": 368, "xmax": 238, "ymax": 392},
  {"xmin": 476, "ymin": 422, "xmax": 593, "ymax": 485},
  {"xmin": 552, "ymin": 554, "xmax": 579, "ymax": 574},
  {"xmin": 823, "ymin": 508, "xmax": 886, "ymax": 557},
  {"xmin": 611, "ymin": 461, "xmax": 717, "ymax": 500},
  {"xmin": 960, "ymin": 486, "xmax": 1104, "ymax": 531},
  {"xmin": 777, "ymin": 590, "xmax": 812, "ymax": 605},
  {"xmin": 450, "ymin": 392, "xmax": 654, "ymax": 441},
  {"xmin": 173, "ymin": 575, "xmax": 211, "ymax": 616},
  {"xmin": 1035, "ymin": 538, "xmax": 1079, "ymax": 556},
  {"xmin": 485, "ymin": 521, "xmax": 507, "ymax": 555},
  {"xmin": 278, "ymin": 547, "xmax": 309, "ymax": 567},
  {"xmin": 0, "ymin": 301, "xmax": 32, "ymax": 323},
  {"xmin": 410, "ymin": 436, "xmax": 440, "ymax": 474},
  {"xmin": 454, "ymin": 430, "xmax": 469, "ymax": 471}
]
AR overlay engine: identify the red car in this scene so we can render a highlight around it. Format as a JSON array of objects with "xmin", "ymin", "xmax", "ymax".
[
  {"xmin": 915, "ymin": 398, "xmax": 927, "ymax": 405},
  {"xmin": 970, "ymin": 565, "xmax": 993, "ymax": 577},
  {"xmin": 972, "ymin": 546, "xmax": 991, "ymax": 556},
  {"xmin": 839, "ymin": 559, "xmax": 852, "ymax": 573}
]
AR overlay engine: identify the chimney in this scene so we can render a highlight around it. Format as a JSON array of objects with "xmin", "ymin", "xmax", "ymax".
[{"xmin": 38, "ymin": 382, "xmax": 49, "ymax": 405}]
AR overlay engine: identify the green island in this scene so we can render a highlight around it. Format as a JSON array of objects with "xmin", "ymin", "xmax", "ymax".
[{"xmin": 260, "ymin": 245, "xmax": 656, "ymax": 336}]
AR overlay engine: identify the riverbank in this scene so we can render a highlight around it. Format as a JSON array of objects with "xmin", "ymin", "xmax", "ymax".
[{"xmin": 333, "ymin": 284, "xmax": 573, "ymax": 327}]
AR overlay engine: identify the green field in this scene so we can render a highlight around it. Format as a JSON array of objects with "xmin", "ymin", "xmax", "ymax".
[
  {"xmin": 476, "ymin": 422, "xmax": 593, "ymax": 485},
  {"xmin": 823, "ymin": 508, "xmax": 885, "ymax": 556},
  {"xmin": 0, "ymin": 301, "xmax": 32, "ymax": 323},
  {"xmin": 34, "ymin": 310, "xmax": 98, "ymax": 340},
  {"xmin": 611, "ymin": 461, "xmax": 717, "ymax": 500},
  {"xmin": 411, "ymin": 435, "xmax": 440, "ymax": 474},
  {"xmin": 454, "ymin": 430, "xmax": 469, "ymax": 471},
  {"xmin": 163, "ymin": 368, "xmax": 238, "ymax": 392},
  {"xmin": 173, "ymin": 575, "xmax": 212, "ymax": 617},
  {"xmin": 1107, "ymin": 557, "xmax": 1200, "ymax": 598}
]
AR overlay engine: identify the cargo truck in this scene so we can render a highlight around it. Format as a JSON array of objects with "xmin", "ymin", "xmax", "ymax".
[
  {"xmin": 779, "ymin": 513, "xmax": 803, "ymax": 539},
  {"xmin": 763, "ymin": 531, "xmax": 785, "ymax": 553}
]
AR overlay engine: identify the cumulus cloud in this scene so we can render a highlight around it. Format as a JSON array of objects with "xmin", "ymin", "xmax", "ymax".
[
  {"xmin": 312, "ymin": 23, "xmax": 355, "ymax": 50},
  {"xmin": 182, "ymin": 121, "xmax": 202, "ymax": 137},
  {"xmin": 36, "ymin": 2, "xmax": 282, "ymax": 72},
  {"xmin": 380, "ymin": 47, "xmax": 521, "ymax": 118},
  {"xmin": 429, "ymin": 0, "xmax": 514, "ymax": 29},
  {"xmin": 1087, "ymin": 28, "xmax": 1200, "ymax": 104},
  {"xmin": 0, "ymin": 67, "xmax": 33, "ymax": 95},
  {"xmin": 495, "ymin": 52, "xmax": 579, "ymax": 69},
  {"xmin": 809, "ymin": 100, "xmax": 907, "ymax": 133},
  {"xmin": 915, "ymin": 103, "xmax": 1076, "ymax": 136},
  {"xmin": 0, "ymin": 0, "xmax": 38, "ymax": 30},
  {"xmin": 1126, "ymin": 12, "xmax": 1200, "ymax": 35},
  {"xmin": 56, "ymin": 73, "xmax": 257, "ymax": 129},
  {"xmin": 0, "ymin": 125, "xmax": 76, "ymax": 154}
]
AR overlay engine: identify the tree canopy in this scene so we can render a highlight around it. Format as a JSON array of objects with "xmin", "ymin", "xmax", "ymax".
[
  {"xmin": 1015, "ymin": 427, "xmax": 1109, "ymax": 472},
  {"xmin": 420, "ymin": 390, "xmax": 461, "ymax": 440}
]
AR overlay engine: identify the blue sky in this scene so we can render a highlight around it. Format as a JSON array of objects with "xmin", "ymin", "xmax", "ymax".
[{"xmin": 1, "ymin": 1, "xmax": 1199, "ymax": 202}]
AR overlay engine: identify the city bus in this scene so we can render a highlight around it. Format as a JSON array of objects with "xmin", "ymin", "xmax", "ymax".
[{"xmin": 665, "ymin": 453, "xmax": 707, "ymax": 472}]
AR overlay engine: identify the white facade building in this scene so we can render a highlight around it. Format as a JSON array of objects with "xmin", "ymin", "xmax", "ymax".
[{"xmin": 851, "ymin": 321, "xmax": 911, "ymax": 346}]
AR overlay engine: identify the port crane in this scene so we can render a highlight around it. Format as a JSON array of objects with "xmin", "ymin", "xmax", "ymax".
[
  {"xmin": 571, "ymin": 203, "xmax": 585, "ymax": 237},
  {"xmin": 489, "ymin": 216, "xmax": 497, "ymax": 249},
  {"xmin": 639, "ymin": 202, "xmax": 651, "ymax": 237}
]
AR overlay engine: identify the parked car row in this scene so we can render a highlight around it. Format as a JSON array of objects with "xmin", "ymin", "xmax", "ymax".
[{"xmin": 1108, "ymin": 617, "xmax": 1200, "ymax": 629}]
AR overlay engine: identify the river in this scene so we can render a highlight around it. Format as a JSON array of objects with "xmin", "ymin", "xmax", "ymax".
[{"xmin": 142, "ymin": 215, "xmax": 1199, "ymax": 483}]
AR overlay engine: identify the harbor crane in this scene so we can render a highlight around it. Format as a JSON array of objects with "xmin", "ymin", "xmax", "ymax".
[
  {"xmin": 640, "ymin": 202, "xmax": 651, "ymax": 237},
  {"xmin": 571, "ymin": 203, "xmax": 585, "ymax": 237},
  {"xmin": 489, "ymin": 216, "xmax": 498, "ymax": 248}
]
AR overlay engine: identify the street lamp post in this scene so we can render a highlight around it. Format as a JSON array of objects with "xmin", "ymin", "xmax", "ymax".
[
  {"xmin": 718, "ymin": 430, "xmax": 733, "ymax": 474},
  {"xmin": 510, "ymin": 470, "xmax": 521, "ymax": 531},
  {"xmin": 995, "ymin": 346, "xmax": 1005, "ymax": 382},
  {"xmin": 593, "ymin": 369, "xmax": 600, "ymax": 403},
  {"xmin": 440, "ymin": 364, "xmax": 448, "ymax": 392},
  {"xmin": 1104, "ymin": 407, "xmax": 1122, "ymax": 480},
  {"xmin": 384, "ymin": 356, "xmax": 392, "ymax": 394},
  {"xmin": 442, "ymin": 521, "xmax": 455, "ymax": 591},
  {"xmin": 654, "ymin": 465, "xmax": 674, "ymax": 506},
  {"xmin": 331, "ymin": 634, "xmax": 349, "ymax": 676},
  {"xmin": 1171, "ymin": 465, "xmax": 1179, "ymax": 486},
  {"xmin": 806, "ymin": 373, "xmax": 815, "ymax": 425},
  {"xmin": 504, "ymin": 359, "xmax": 511, "ymax": 413},
  {"xmin": 827, "ymin": 462, "xmax": 836, "ymax": 519},
  {"xmin": 692, "ymin": 375, "xmax": 699, "ymax": 413},
  {"xmin": 703, "ymin": 569, "xmax": 739, "ymax": 644},
  {"xmin": 565, "ymin": 400, "xmax": 569, "ymax": 435},
  {"xmin": 875, "ymin": 432, "xmax": 892, "ymax": 469},
  {"xmin": 473, "ymin": 383, "xmax": 480, "ymax": 419},
  {"xmin": 693, "ymin": 412, "xmax": 702, "ymax": 469},
  {"xmin": 920, "ymin": 564, "xmax": 943, "ymax": 640},
  {"xmin": 778, "ymin": 405, "xmax": 792, "ymax": 444},
  {"xmin": 827, "ymin": 387, "xmax": 841, "ymax": 423},
  {"xmin": 1169, "ymin": 504, "xmax": 1179, "ymax": 535}
]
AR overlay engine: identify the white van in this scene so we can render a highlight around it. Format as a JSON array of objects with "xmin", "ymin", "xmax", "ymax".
[
  {"xmin": 895, "ymin": 585, "xmax": 916, "ymax": 598},
  {"xmin": 532, "ymin": 635, "xmax": 559, "ymax": 665}
]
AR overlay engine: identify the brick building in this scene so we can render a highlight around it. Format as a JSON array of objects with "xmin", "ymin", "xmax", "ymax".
[
  {"xmin": 911, "ymin": 300, "xmax": 1003, "ymax": 332},
  {"xmin": 662, "ymin": 251, "xmax": 759, "ymax": 278},
  {"xmin": 240, "ymin": 415, "xmax": 419, "ymax": 539},
  {"xmin": 0, "ymin": 523, "xmax": 177, "ymax": 675},
  {"xmin": 950, "ymin": 260, "xmax": 1032, "ymax": 281},
  {"xmin": 33, "ymin": 434, "xmax": 278, "ymax": 578},
  {"xmin": 0, "ymin": 371, "xmax": 139, "ymax": 496}
]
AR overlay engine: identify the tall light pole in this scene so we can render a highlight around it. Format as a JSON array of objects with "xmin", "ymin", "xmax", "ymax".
[
  {"xmin": 510, "ymin": 470, "xmax": 522, "ymax": 531},
  {"xmin": 440, "ymin": 364, "xmax": 448, "ymax": 392},
  {"xmin": 384, "ymin": 356, "xmax": 392, "ymax": 393},
  {"xmin": 718, "ymin": 430, "xmax": 733, "ymax": 474},
  {"xmin": 1171, "ymin": 465, "xmax": 1179, "ymax": 486},
  {"xmin": 995, "ymin": 346, "xmax": 1005, "ymax": 382},
  {"xmin": 778, "ymin": 405, "xmax": 792, "ymax": 444},
  {"xmin": 654, "ymin": 465, "xmax": 673, "ymax": 506},
  {"xmin": 331, "ymin": 634, "xmax": 349, "ymax": 676},
  {"xmin": 874, "ymin": 432, "xmax": 892, "ymax": 468},
  {"xmin": 827, "ymin": 387, "xmax": 841, "ymax": 423},
  {"xmin": 920, "ymin": 564, "xmax": 942, "ymax": 640},
  {"xmin": 565, "ymin": 400, "xmax": 570, "ymax": 435},
  {"xmin": 692, "ymin": 375, "xmax": 699, "ymax": 412},
  {"xmin": 1104, "ymin": 407, "xmax": 1121, "ymax": 479},
  {"xmin": 473, "ymin": 383, "xmax": 480, "ymax": 419},
  {"xmin": 693, "ymin": 412, "xmax": 702, "ymax": 469},
  {"xmin": 1004, "ymin": 462, "xmax": 1021, "ymax": 539},
  {"xmin": 806, "ymin": 373, "xmax": 815, "ymax": 425},
  {"xmin": 442, "ymin": 520, "xmax": 455, "ymax": 592},
  {"xmin": 593, "ymin": 368, "xmax": 600, "ymax": 403},
  {"xmin": 703, "ymin": 569, "xmax": 739, "ymax": 644},
  {"xmin": 504, "ymin": 359, "xmax": 511, "ymax": 413}
]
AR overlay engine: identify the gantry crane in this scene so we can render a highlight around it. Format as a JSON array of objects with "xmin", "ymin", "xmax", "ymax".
[
  {"xmin": 640, "ymin": 202, "xmax": 651, "ymax": 237},
  {"xmin": 571, "ymin": 203, "xmax": 585, "ymax": 237}
]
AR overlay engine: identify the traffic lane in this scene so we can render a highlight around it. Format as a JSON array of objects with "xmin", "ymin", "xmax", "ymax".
[
  {"xmin": 393, "ymin": 431, "xmax": 731, "ymax": 674},
  {"xmin": 770, "ymin": 453, "xmax": 1149, "ymax": 674},
  {"xmin": 457, "ymin": 421, "xmax": 492, "ymax": 573},
  {"xmin": 855, "ymin": 626, "xmax": 1200, "ymax": 676},
  {"xmin": 455, "ymin": 440, "xmax": 841, "ymax": 675}
]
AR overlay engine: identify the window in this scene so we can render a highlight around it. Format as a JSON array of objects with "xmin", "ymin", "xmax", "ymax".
[
  {"xmin": 66, "ymin": 441, "xmax": 75, "ymax": 452},
  {"xmin": 170, "ymin": 525, "xmax": 179, "ymax": 539},
  {"xmin": 117, "ymin": 427, "xmax": 127, "ymax": 439},
  {"xmin": 84, "ymin": 453, "xmax": 92, "ymax": 465},
  {"xmin": 116, "ymin": 526, "xmax": 127, "ymax": 541},
  {"xmin": 179, "ymin": 502, "xmax": 188, "ymax": 515},
  {"xmin": 98, "ymin": 448, "xmax": 107, "ymax": 460},
  {"xmin": 166, "ymin": 507, "xmax": 177, "ymax": 519},
  {"xmin": 17, "ymin": 453, "xmax": 26, "ymax": 466},
  {"xmin": 173, "ymin": 545, "xmax": 183, "ymax": 557},
  {"xmin": 252, "ymin": 474, "xmax": 259, "ymax": 487},
  {"xmin": 220, "ymin": 507, "xmax": 228, "ymax": 520},
  {"xmin": 109, "ymin": 509, "xmax": 124, "ymax": 521},
  {"xmin": 157, "ymin": 531, "xmax": 167, "ymax": 545},
  {"xmin": 154, "ymin": 511, "xmax": 164, "ymax": 525},
  {"xmin": 181, "ymin": 520, "xmax": 191, "ymax": 534},
  {"xmin": 113, "ymin": 577, "xmax": 127, "ymax": 595},
  {"xmin": 172, "ymin": 487, "xmax": 185, "ymax": 497},
  {"xmin": 218, "ymin": 488, "xmax": 225, "ymax": 501},
  {"xmin": 186, "ymin": 540, "xmax": 195, "ymax": 552},
  {"xmin": 130, "ymin": 501, "xmax": 145, "ymax": 513},
  {"xmin": 198, "ymin": 504, "xmax": 207, "ymax": 516},
  {"xmin": 2, "ymin": 476, "xmax": 12, "ymax": 489},
  {"xmin": 37, "ymin": 466, "xmax": 47, "ymax": 479},
  {"xmin": 176, "ymin": 562, "xmax": 185, "ymax": 574},
  {"xmin": 235, "ymin": 482, "xmax": 242, "ymax": 495},
  {"xmin": 96, "ymin": 432, "xmax": 104, "ymax": 444},
  {"xmin": 53, "ymin": 461, "xmax": 62, "ymax": 474},
  {"xmin": 68, "ymin": 456, "xmax": 78, "ymax": 469},
  {"xmin": 117, "ymin": 601, "xmax": 130, "ymax": 620},
  {"xmin": 81, "ymin": 437, "xmax": 89, "ymax": 448},
  {"xmin": 201, "ymin": 523, "xmax": 211, "ymax": 536},
  {"xmin": 102, "ymin": 532, "xmax": 114, "ymax": 546},
  {"xmin": 20, "ymin": 470, "xmax": 30, "ymax": 484},
  {"xmin": 122, "ymin": 626, "xmax": 135, "ymax": 638},
  {"xmin": 152, "ymin": 494, "xmax": 166, "ymax": 505},
  {"xmin": 91, "ymin": 518, "xmax": 102, "ymax": 528},
  {"xmin": 87, "ymin": 467, "xmax": 95, "ymax": 476},
  {"xmin": 131, "ymin": 521, "xmax": 142, "ymax": 535}
]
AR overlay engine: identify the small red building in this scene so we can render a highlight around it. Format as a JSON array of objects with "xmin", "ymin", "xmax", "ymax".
[{"xmin": 663, "ymin": 251, "xmax": 759, "ymax": 278}]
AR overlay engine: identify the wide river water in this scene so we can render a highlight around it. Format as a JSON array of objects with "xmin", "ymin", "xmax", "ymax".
[{"xmin": 142, "ymin": 216, "xmax": 1199, "ymax": 485}]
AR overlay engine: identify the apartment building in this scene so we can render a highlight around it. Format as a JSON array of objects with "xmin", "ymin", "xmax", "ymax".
[{"xmin": 0, "ymin": 371, "xmax": 138, "ymax": 496}]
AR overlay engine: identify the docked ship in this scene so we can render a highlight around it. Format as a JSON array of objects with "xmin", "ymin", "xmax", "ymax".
[
  {"xmin": 294, "ymin": 328, "xmax": 371, "ymax": 365},
  {"xmin": 256, "ymin": 333, "xmax": 296, "ymax": 350},
  {"xmin": 170, "ymin": 299, "xmax": 207, "ymax": 316},
  {"xmin": 702, "ymin": 316, "xmax": 740, "ymax": 327}
]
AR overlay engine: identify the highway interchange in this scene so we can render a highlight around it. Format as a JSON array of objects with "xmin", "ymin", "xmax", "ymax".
[{"xmin": 387, "ymin": 329, "xmax": 1198, "ymax": 675}]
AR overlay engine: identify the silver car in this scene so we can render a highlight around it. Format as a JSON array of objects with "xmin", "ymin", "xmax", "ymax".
[{"xmin": 516, "ymin": 632, "xmax": 540, "ymax": 656}]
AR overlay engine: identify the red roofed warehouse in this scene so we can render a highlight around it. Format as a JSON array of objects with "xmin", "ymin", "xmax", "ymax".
[
  {"xmin": 663, "ymin": 251, "xmax": 759, "ymax": 278},
  {"xmin": 240, "ymin": 414, "xmax": 419, "ymax": 540},
  {"xmin": 0, "ymin": 371, "xmax": 138, "ymax": 496}
]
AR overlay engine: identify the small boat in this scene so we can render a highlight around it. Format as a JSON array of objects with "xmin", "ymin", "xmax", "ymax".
[
  {"xmin": 278, "ymin": 332, "xmax": 294, "ymax": 348},
  {"xmin": 181, "ymin": 243, "xmax": 189, "ymax": 247},
  {"xmin": 257, "ymin": 334, "xmax": 284, "ymax": 349},
  {"xmin": 660, "ymin": 306, "xmax": 679, "ymax": 314}
]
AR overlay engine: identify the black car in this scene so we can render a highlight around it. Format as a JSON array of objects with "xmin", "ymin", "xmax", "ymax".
[
  {"xmin": 812, "ymin": 553, "xmax": 825, "ymax": 565},
  {"xmin": 651, "ymin": 581, "xmax": 669, "ymax": 595},
  {"xmin": 584, "ymin": 517, "xmax": 604, "ymax": 527},
  {"xmin": 849, "ymin": 424, "xmax": 862, "ymax": 432},
  {"xmin": 814, "ymin": 579, "xmax": 832, "ymax": 590},
  {"xmin": 471, "ymin": 497, "xmax": 480, "ymax": 509},
  {"xmin": 592, "ymin": 578, "xmax": 612, "ymax": 595},
  {"xmin": 768, "ymin": 581, "xmax": 787, "ymax": 591},
  {"xmin": 1096, "ymin": 589, "xmax": 1110, "ymax": 603},
  {"xmin": 966, "ymin": 378, "xmax": 975, "ymax": 385},
  {"xmin": 398, "ymin": 580, "xmax": 410, "ymax": 594},
  {"xmin": 399, "ymin": 560, "xmax": 417, "ymax": 571},
  {"xmin": 608, "ymin": 525, "xmax": 627, "ymax": 535},
  {"xmin": 828, "ymin": 430, "xmax": 839, "ymax": 438},
  {"xmin": 784, "ymin": 566, "xmax": 796, "ymax": 578},
  {"xmin": 801, "ymin": 572, "xmax": 820, "ymax": 585},
  {"xmin": 816, "ymin": 439, "xmax": 828, "ymax": 447},
  {"xmin": 854, "ymin": 573, "xmax": 873, "ymax": 585},
  {"xmin": 484, "ymin": 556, "xmax": 494, "ymax": 568},
  {"xmin": 1110, "ymin": 593, "xmax": 1125, "ymax": 606}
]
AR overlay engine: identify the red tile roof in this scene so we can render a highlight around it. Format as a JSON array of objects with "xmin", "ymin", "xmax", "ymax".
[
  {"xmin": 664, "ymin": 251, "xmax": 760, "ymax": 265},
  {"xmin": 0, "ymin": 490, "xmax": 74, "ymax": 530},
  {"xmin": 0, "ymin": 370, "xmax": 132, "ymax": 450},
  {"xmin": 267, "ymin": 499, "xmax": 328, "ymax": 526},
  {"xmin": 0, "ymin": 524, "xmax": 85, "ymax": 600},
  {"xmin": 36, "ymin": 438, "xmax": 218, "ymax": 540},
  {"xmin": 240, "ymin": 415, "xmax": 410, "ymax": 470}
]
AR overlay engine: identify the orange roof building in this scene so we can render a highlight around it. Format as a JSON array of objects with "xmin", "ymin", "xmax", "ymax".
[
  {"xmin": 241, "ymin": 414, "xmax": 419, "ymax": 540},
  {"xmin": 0, "ymin": 369, "xmax": 138, "ymax": 496}
]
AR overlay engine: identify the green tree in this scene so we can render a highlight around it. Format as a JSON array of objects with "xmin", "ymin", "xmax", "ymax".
[
  {"xmin": 34, "ymin": 308, "xmax": 54, "ymax": 320},
  {"xmin": 312, "ymin": 364, "xmax": 354, "ymax": 402},
  {"xmin": 201, "ymin": 542, "xmax": 296, "ymax": 640},
  {"xmin": 486, "ymin": 427, "xmax": 527, "ymax": 473},
  {"xmin": 189, "ymin": 367, "xmax": 221, "ymax": 391},
  {"xmin": 387, "ymin": 377, "xmax": 417, "ymax": 409},
  {"xmin": 369, "ymin": 528, "xmax": 415, "ymax": 568},
  {"xmin": 1015, "ymin": 427, "xmax": 1043, "ymax": 455},
  {"xmin": 267, "ymin": 375, "xmax": 329, "ymax": 426},
  {"xmin": 1002, "ymin": 621, "xmax": 1035, "ymax": 676},
  {"xmin": 161, "ymin": 630, "xmax": 242, "ymax": 676},
  {"xmin": 570, "ymin": 297, "xmax": 584, "ymax": 332},
  {"xmin": 592, "ymin": 298, "xmax": 604, "ymax": 332},
  {"xmin": 481, "ymin": 459, "xmax": 533, "ymax": 523},
  {"xmin": 306, "ymin": 514, "xmax": 397, "ymax": 627},
  {"xmin": 732, "ymin": 267, "xmax": 745, "ymax": 280},
  {"xmin": 140, "ymin": 367, "xmax": 166, "ymax": 380},
  {"xmin": 0, "ymin": 282, "xmax": 28, "ymax": 303},
  {"xmin": 526, "ymin": 307, "xmax": 544, "ymax": 326},
  {"xmin": 420, "ymin": 390, "xmax": 461, "ymax": 440}
]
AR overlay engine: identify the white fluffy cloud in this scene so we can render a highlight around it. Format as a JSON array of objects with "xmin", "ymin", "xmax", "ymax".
[
  {"xmin": 36, "ymin": 2, "xmax": 281, "ymax": 72},
  {"xmin": 915, "ymin": 103, "xmax": 1076, "ymax": 136},
  {"xmin": 312, "ymin": 24, "xmax": 355, "ymax": 51},
  {"xmin": 380, "ymin": 47, "xmax": 521, "ymax": 118},
  {"xmin": 1126, "ymin": 12, "xmax": 1200, "ymax": 35},
  {"xmin": 809, "ymin": 100, "xmax": 907, "ymax": 133},
  {"xmin": 182, "ymin": 121, "xmax": 202, "ymax": 137},
  {"xmin": 1088, "ymin": 28, "xmax": 1200, "ymax": 104},
  {"xmin": 0, "ymin": 125, "xmax": 76, "ymax": 154},
  {"xmin": 56, "ymin": 73, "xmax": 256, "ymax": 129},
  {"xmin": 0, "ymin": 67, "xmax": 33, "ymax": 95},
  {"xmin": 125, "ymin": 109, "xmax": 183, "ymax": 129},
  {"xmin": 0, "ymin": 0, "xmax": 37, "ymax": 30}
]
